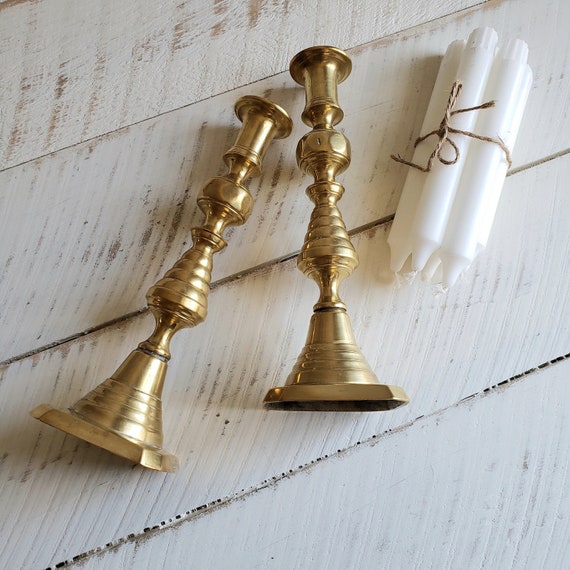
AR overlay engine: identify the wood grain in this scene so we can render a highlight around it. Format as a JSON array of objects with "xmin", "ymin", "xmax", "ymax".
[
  {"xmin": 1, "ymin": 1, "xmax": 569, "ymax": 567},
  {"xmin": 63, "ymin": 357, "xmax": 570, "ymax": 569},
  {"xmin": 0, "ymin": 0, "xmax": 484, "ymax": 170},
  {"xmin": 0, "ymin": 154, "xmax": 568, "ymax": 569},
  {"xmin": 1, "ymin": 0, "xmax": 568, "ymax": 362}
]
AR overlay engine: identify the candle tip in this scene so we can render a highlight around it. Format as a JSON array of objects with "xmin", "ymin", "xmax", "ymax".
[
  {"xmin": 501, "ymin": 38, "xmax": 529, "ymax": 64},
  {"xmin": 411, "ymin": 238, "xmax": 438, "ymax": 272},
  {"xmin": 467, "ymin": 27, "xmax": 498, "ymax": 51},
  {"xmin": 445, "ymin": 39, "xmax": 467, "ymax": 58},
  {"xmin": 388, "ymin": 242, "xmax": 411, "ymax": 273},
  {"xmin": 441, "ymin": 254, "xmax": 470, "ymax": 288},
  {"xmin": 422, "ymin": 254, "xmax": 441, "ymax": 282}
]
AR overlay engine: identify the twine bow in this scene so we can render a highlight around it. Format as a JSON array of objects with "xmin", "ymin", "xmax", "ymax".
[{"xmin": 391, "ymin": 80, "xmax": 512, "ymax": 173}]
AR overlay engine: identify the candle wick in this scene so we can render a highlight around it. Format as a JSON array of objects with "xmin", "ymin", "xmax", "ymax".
[{"xmin": 391, "ymin": 80, "xmax": 512, "ymax": 173}]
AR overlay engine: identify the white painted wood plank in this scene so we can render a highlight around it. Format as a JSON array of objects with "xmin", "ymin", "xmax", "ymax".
[
  {"xmin": 72, "ymin": 357, "xmax": 570, "ymax": 570},
  {"xmin": 0, "ymin": 0, "xmax": 485, "ymax": 170},
  {"xmin": 0, "ymin": 155, "xmax": 568, "ymax": 569},
  {"xmin": 1, "ymin": 0, "xmax": 568, "ymax": 361}
]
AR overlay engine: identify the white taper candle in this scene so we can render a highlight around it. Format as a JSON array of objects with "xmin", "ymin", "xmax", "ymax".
[
  {"xmin": 410, "ymin": 27, "xmax": 498, "ymax": 271},
  {"xmin": 476, "ymin": 56, "xmax": 533, "ymax": 253},
  {"xmin": 439, "ymin": 39, "xmax": 533, "ymax": 287},
  {"xmin": 387, "ymin": 40, "xmax": 465, "ymax": 272}
]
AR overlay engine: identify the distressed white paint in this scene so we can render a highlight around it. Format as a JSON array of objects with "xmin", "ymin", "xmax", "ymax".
[
  {"xmin": 0, "ymin": 156, "xmax": 568, "ymax": 569},
  {"xmin": 0, "ymin": 0, "xmax": 569, "ymax": 568},
  {"xmin": 0, "ymin": 0, "xmax": 485, "ymax": 170},
  {"xmin": 1, "ymin": 0, "xmax": 569, "ymax": 361},
  {"xmin": 69, "ymin": 358, "xmax": 570, "ymax": 569}
]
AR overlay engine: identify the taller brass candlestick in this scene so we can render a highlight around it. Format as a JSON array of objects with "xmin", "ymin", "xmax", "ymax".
[
  {"xmin": 31, "ymin": 96, "xmax": 292, "ymax": 471},
  {"xmin": 264, "ymin": 46, "xmax": 409, "ymax": 411}
]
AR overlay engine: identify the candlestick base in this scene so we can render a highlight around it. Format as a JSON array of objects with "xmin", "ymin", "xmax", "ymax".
[
  {"xmin": 264, "ymin": 384, "xmax": 409, "ymax": 412},
  {"xmin": 30, "ymin": 404, "xmax": 178, "ymax": 472},
  {"xmin": 264, "ymin": 309, "xmax": 409, "ymax": 411}
]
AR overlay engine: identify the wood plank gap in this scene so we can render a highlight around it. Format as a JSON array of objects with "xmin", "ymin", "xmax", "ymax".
[
  {"xmin": 0, "ymin": 71, "xmax": 287, "ymax": 176},
  {"xmin": 47, "ymin": 349, "xmax": 570, "ymax": 570},
  {"xmin": 0, "ymin": 307, "xmax": 147, "ymax": 368},
  {"xmin": 2, "ymin": 126, "xmax": 563, "ymax": 369},
  {"xmin": 349, "ymin": 213, "xmax": 396, "ymax": 237},
  {"xmin": 0, "ymin": 0, "xmax": 491, "ymax": 175},
  {"xmin": 2, "ymin": 142, "xmax": 565, "ymax": 367},
  {"xmin": 0, "ymin": 0, "xmax": 33, "ymax": 12},
  {"xmin": 0, "ymin": 215, "xmax": 396, "ymax": 367},
  {"xmin": 345, "ymin": 0, "xmax": 491, "ymax": 52}
]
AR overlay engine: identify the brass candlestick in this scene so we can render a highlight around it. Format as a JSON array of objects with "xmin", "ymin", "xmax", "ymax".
[
  {"xmin": 264, "ymin": 46, "xmax": 409, "ymax": 411},
  {"xmin": 31, "ymin": 96, "xmax": 292, "ymax": 471}
]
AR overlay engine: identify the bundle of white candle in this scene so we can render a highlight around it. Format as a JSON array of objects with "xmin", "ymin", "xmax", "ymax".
[{"xmin": 388, "ymin": 27, "xmax": 533, "ymax": 288}]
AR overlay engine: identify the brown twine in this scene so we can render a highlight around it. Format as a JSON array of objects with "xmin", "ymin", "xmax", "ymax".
[{"xmin": 391, "ymin": 80, "xmax": 512, "ymax": 173}]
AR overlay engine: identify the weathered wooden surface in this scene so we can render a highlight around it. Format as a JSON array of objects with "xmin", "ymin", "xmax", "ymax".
[
  {"xmin": 1, "ymin": 154, "xmax": 569, "ymax": 568},
  {"xmin": 0, "ymin": 0, "xmax": 569, "ymax": 568},
  {"xmin": 0, "ymin": 0, "xmax": 483, "ymax": 170},
  {"xmin": 1, "ymin": 0, "xmax": 568, "ymax": 362},
  {"xmin": 69, "ymin": 357, "xmax": 570, "ymax": 569}
]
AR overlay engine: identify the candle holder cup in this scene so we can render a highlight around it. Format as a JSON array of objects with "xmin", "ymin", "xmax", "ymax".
[
  {"xmin": 263, "ymin": 46, "xmax": 409, "ymax": 411},
  {"xmin": 31, "ymin": 96, "xmax": 292, "ymax": 471}
]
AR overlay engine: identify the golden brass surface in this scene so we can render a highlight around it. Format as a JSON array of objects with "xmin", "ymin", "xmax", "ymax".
[
  {"xmin": 31, "ymin": 96, "xmax": 292, "ymax": 471},
  {"xmin": 264, "ymin": 46, "xmax": 409, "ymax": 411}
]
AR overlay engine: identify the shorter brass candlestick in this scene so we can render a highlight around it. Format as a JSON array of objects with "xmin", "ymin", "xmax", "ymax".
[
  {"xmin": 264, "ymin": 46, "xmax": 409, "ymax": 411},
  {"xmin": 31, "ymin": 96, "xmax": 292, "ymax": 471}
]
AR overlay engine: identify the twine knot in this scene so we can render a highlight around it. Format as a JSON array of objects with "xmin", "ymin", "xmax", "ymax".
[{"xmin": 391, "ymin": 80, "xmax": 512, "ymax": 173}]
